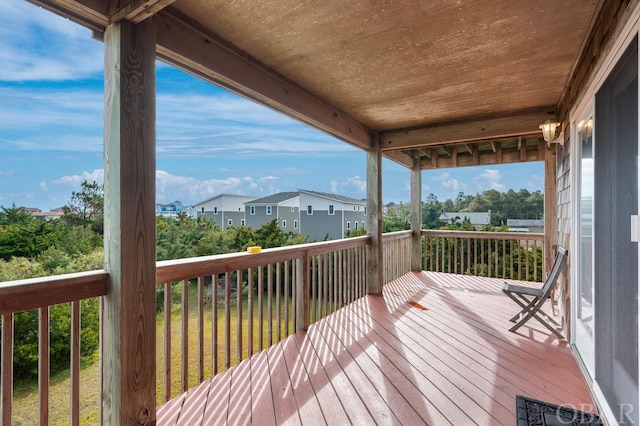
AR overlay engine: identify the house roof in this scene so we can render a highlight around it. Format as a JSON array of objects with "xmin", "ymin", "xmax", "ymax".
[
  {"xmin": 194, "ymin": 193, "xmax": 258, "ymax": 206},
  {"xmin": 299, "ymin": 190, "xmax": 366, "ymax": 205},
  {"xmin": 247, "ymin": 190, "xmax": 366, "ymax": 205},
  {"xmin": 37, "ymin": 0, "xmax": 603, "ymax": 170},
  {"xmin": 246, "ymin": 192, "xmax": 300, "ymax": 205}
]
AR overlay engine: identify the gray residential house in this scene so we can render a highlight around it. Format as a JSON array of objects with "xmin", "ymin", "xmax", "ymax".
[
  {"xmin": 194, "ymin": 194, "xmax": 257, "ymax": 229},
  {"xmin": 245, "ymin": 190, "xmax": 367, "ymax": 241}
]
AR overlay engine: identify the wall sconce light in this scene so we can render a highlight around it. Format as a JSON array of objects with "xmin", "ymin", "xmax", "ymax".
[{"xmin": 539, "ymin": 119, "xmax": 564, "ymax": 146}]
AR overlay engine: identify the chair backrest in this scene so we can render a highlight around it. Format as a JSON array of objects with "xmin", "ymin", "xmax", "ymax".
[{"xmin": 539, "ymin": 246, "xmax": 568, "ymax": 299}]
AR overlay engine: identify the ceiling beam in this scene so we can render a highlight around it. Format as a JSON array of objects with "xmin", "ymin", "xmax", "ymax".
[
  {"xmin": 155, "ymin": 11, "xmax": 373, "ymax": 150},
  {"xmin": 28, "ymin": 0, "xmax": 108, "ymax": 30},
  {"xmin": 380, "ymin": 108, "xmax": 555, "ymax": 151},
  {"xmin": 383, "ymin": 150, "xmax": 415, "ymax": 168},
  {"xmin": 109, "ymin": 0, "xmax": 176, "ymax": 23}
]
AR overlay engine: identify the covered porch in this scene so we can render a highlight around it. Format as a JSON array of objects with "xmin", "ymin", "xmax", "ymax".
[
  {"xmin": 158, "ymin": 271, "xmax": 592, "ymax": 425},
  {"xmin": 2, "ymin": 0, "xmax": 637, "ymax": 424}
]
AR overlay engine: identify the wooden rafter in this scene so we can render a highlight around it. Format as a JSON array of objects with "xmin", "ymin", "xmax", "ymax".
[
  {"xmin": 109, "ymin": 0, "xmax": 177, "ymax": 23},
  {"xmin": 379, "ymin": 108, "xmax": 554, "ymax": 151}
]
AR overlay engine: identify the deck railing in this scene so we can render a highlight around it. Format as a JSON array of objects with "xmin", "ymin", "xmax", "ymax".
[
  {"xmin": 421, "ymin": 230, "xmax": 545, "ymax": 282},
  {"xmin": 155, "ymin": 236, "xmax": 370, "ymax": 402},
  {"xmin": 0, "ymin": 271, "xmax": 108, "ymax": 425},
  {"xmin": 382, "ymin": 230, "xmax": 412, "ymax": 284},
  {"xmin": 0, "ymin": 229, "xmax": 545, "ymax": 423}
]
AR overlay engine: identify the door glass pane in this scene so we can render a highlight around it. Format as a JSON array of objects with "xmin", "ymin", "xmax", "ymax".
[{"xmin": 579, "ymin": 118, "xmax": 594, "ymax": 335}]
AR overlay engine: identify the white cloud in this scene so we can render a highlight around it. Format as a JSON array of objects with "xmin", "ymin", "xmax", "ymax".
[
  {"xmin": 473, "ymin": 169, "xmax": 505, "ymax": 191},
  {"xmin": 39, "ymin": 181, "xmax": 48, "ymax": 191},
  {"xmin": 53, "ymin": 169, "xmax": 104, "ymax": 185},
  {"xmin": 0, "ymin": 0, "xmax": 102, "ymax": 82},
  {"xmin": 432, "ymin": 172, "xmax": 468, "ymax": 192},
  {"xmin": 155, "ymin": 170, "xmax": 281, "ymax": 203},
  {"xmin": 0, "ymin": 170, "xmax": 15, "ymax": 176}
]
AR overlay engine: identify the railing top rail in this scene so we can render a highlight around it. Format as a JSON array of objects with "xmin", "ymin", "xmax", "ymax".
[
  {"xmin": 420, "ymin": 229, "xmax": 544, "ymax": 241},
  {"xmin": 0, "ymin": 270, "xmax": 108, "ymax": 315},
  {"xmin": 156, "ymin": 236, "xmax": 371, "ymax": 284},
  {"xmin": 381, "ymin": 230, "xmax": 412, "ymax": 241}
]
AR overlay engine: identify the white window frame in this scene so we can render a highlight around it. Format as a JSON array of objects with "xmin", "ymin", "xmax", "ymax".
[
  {"xmin": 282, "ymin": 220, "xmax": 287, "ymax": 228},
  {"xmin": 214, "ymin": 206, "xmax": 218, "ymax": 215},
  {"xmin": 250, "ymin": 206, "xmax": 255, "ymax": 215},
  {"xmin": 329, "ymin": 205, "xmax": 335, "ymax": 215},
  {"xmin": 294, "ymin": 220, "xmax": 298, "ymax": 229},
  {"xmin": 241, "ymin": 219, "xmax": 245, "ymax": 226},
  {"xmin": 346, "ymin": 221, "xmax": 351, "ymax": 230},
  {"xmin": 266, "ymin": 205, "xmax": 273, "ymax": 215},
  {"xmin": 201, "ymin": 207, "xmax": 205, "ymax": 214},
  {"xmin": 227, "ymin": 219, "xmax": 233, "ymax": 226},
  {"xmin": 307, "ymin": 205, "xmax": 313, "ymax": 215}
]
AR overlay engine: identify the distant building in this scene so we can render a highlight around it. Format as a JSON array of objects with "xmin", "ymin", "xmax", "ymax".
[
  {"xmin": 194, "ymin": 194, "xmax": 257, "ymax": 229},
  {"xmin": 506, "ymin": 219, "xmax": 544, "ymax": 233},
  {"xmin": 245, "ymin": 190, "xmax": 367, "ymax": 241},
  {"xmin": 439, "ymin": 211, "xmax": 491, "ymax": 229},
  {"xmin": 156, "ymin": 201, "xmax": 184, "ymax": 218},
  {"xmin": 31, "ymin": 209, "xmax": 64, "ymax": 221}
]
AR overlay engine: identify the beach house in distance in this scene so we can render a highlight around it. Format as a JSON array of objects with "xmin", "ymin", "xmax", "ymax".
[
  {"xmin": 245, "ymin": 190, "xmax": 367, "ymax": 241},
  {"xmin": 194, "ymin": 194, "xmax": 257, "ymax": 229}
]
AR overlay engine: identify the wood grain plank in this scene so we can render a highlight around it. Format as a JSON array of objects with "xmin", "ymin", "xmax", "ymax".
[
  {"xmin": 308, "ymin": 321, "xmax": 396, "ymax": 424},
  {"xmin": 156, "ymin": 392, "xmax": 185, "ymax": 426},
  {"xmin": 279, "ymin": 337, "xmax": 325, "ymax": 423},
  {"xmin": 323, "ymin": 311, "xmax": 441, "ymax": 425},
  {"xmin": 265, "ymin": 343, "xmax": 301, "ymax": 425},
  {"xmin": 175, "ymin": 380, "xmax": 210, "ymax": 425},
  {"xmin": 290, "ymin": 333, "xmax": 351, "ymax": 425},
  {"xmin": 227, "ymin": 359, "xmax": 252, "ymax": 425},
  {"xmin": 201, "ymin": 369, "xmax": 232, "ymax": 424},
  {"xmin": 250, "ymin": 350, "xmax": 276, "ymax": 425}
]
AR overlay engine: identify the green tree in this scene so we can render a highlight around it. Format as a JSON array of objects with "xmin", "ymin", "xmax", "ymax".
[
  {"xmin": 0, "ymin": 203, "xmax": 35, "ymax": 226},
  {"xmin": 62, "ymin": 180, "xmax": 104, "ymax": 234}
]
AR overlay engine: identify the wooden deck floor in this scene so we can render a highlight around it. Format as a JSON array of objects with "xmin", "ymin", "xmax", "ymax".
[{"xmin": 157, "ymin": 271, "xmax": 595, "ymax": 425}]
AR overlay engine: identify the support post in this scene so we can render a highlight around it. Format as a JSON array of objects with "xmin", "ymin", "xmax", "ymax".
[
  {"xmin": 102, "ymin": 17, "xmax": 156, "ymax": 425},
  {"xmin": 367, "ymin": 135, "xmax": 384, "ymax": 294},
  {"xmin": 410, "ymin": 160, "xmax": 422, "ymax": 271},
  {"xmin": 544, "ymin": 145, "xmax": 558, "ymax": 272}
]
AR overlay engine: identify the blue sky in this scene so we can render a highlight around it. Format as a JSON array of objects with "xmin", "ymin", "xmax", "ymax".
[{"xmin": 0, "ymin": 0, "xmax": 543, "ymax": 211}]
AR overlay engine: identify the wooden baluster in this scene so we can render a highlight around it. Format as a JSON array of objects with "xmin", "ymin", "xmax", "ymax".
[
  {"xmin": 284, "ymin": 261, "xmax": 290, "ymax": 337},
  {"xmin": 236, "ymin": 270, "xmax": 243, "ymax": 364},
  {"xmin": 258, "ymin": 266, "xmax": 264, "ymax": 352},
  {"xmin": 164, "ymin": 283, "xmax": 172, "ymax": 400},
  {"xmin": 247, "ymin": 268, "xmax": 253, "ymax": 358},
  {"xmin": 267, "ymin": 263, "xmax": 273, "ymax": 346},
  {"xmin": 197, "ymin": 276, "xmax": 204, "ymax": 383},
  {"xmin": 224, "ymin": 272, "xmax": 231, "ymax": 370},
  {"xmin": 2, "ymin": 313, "xmax": 14, "ymax": 426},
  {"xmin": 212, "ymin": 274, "xmax": 218, "ymax": 376},
  {"xmin": 182, "ymin": 279, "xmax": 189, "ymax": 392},
  {"xmin": 71, "ymin": 301, "xmax": 80, "ymax": 426},
  {"xmin": 39, "ymin": 307, "xmax": 50, "ymax": 425},
  {"xmin": 274, "ymin": 263, "xmax": 279, "ymax": 343}
]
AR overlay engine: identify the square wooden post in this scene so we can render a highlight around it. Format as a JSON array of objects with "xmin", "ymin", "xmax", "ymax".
[
  {"xmin": 410, "ymin": 160, "xmax": 422, "ymax": 271},
  {"xmin": 367, "ymin": 136, "xmax": 384, "ymax": 295},
  {"xmin": 102, "ymin": 17, "xmax": 157, "ymax": 425}
]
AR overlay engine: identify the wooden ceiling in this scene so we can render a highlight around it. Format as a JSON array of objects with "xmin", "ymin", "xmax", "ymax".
[{"xmin": 30, "ymin": 0, "xmax": 602, "ymax": 168}]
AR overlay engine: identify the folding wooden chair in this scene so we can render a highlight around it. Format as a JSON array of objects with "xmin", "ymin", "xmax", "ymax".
[{"xmin": 502, "ymin": 246, "xmax": 568, "ymax": 339}]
